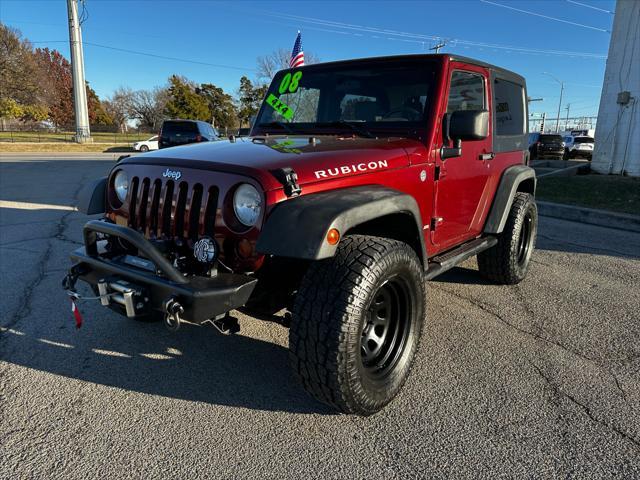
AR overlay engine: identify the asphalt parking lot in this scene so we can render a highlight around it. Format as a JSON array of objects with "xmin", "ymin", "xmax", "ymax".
[{"xmin": 1, "ymin": 154, "xmax": 639, "ymax": 478}]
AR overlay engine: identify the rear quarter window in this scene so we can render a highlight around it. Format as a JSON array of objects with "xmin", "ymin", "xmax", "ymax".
[
  {"xmin": 163, "ymin": 121, "xmax": 198, "ymax": 135},
  {"xmin": 493, "ymin": 78, "xmax": 525, "ymax": 136}
]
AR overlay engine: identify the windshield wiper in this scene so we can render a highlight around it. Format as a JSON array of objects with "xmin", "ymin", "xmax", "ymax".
[
  {"xmin": 257, "ymin": 121, "xmax": 297, "ymax": 135},
  {"xmin": 324, "ymin": 121, "xmax": 375, "ymax": 139}
]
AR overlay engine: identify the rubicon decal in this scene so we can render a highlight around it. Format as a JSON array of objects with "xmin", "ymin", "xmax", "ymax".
[{"xmin": 315, "ymin": 160, "xmax": 388, "ymax": 179}]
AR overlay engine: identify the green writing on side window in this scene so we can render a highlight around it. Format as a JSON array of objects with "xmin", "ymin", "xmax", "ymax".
[{"xmin": 266, "ymin": 93, "xmax": 294, "ymax": 120}]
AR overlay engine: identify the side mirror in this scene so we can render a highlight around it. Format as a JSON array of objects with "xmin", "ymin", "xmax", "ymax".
[
  {"xmin": 449, "ymin": 110, "xmax": 489, "ymax": 141},
  {"xmin": 441, "ymin": 110, "xmax": 489, "ymax": 159}
]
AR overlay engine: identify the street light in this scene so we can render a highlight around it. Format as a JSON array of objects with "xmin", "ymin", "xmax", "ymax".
[{"xmin": 542, "ymin": 72, "xmax": 564, "ymax": 133}]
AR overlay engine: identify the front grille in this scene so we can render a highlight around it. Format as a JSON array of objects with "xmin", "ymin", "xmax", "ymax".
[{"xmin": 128, "ymin": 177, "xmax": 219, "ymax": 241}]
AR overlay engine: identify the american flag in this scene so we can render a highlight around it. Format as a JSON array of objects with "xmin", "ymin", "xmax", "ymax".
[{"xmin": 289, "ymin": 31, "xmax": 305, "ymax": 68}]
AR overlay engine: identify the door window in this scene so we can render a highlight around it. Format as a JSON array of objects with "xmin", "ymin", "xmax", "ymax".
[{"xmin": 447, "ymin": 71, "xmax": 485, "ymax": 113}]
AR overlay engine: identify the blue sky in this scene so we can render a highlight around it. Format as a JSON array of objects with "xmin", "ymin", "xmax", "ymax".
[{"xmin": 1, "ymin": 0, "xmax": 614, "ymax": 118}]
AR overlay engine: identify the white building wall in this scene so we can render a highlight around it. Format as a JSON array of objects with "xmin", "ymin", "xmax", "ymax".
[{"xmin": 592, "ymin": 0, "xmax": 640, "ymax": 177}]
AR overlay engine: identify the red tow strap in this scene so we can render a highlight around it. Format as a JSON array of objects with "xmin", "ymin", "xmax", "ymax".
[{"xmin": 71, "ymin": 298, "xmax": 83, "ymax": 329}]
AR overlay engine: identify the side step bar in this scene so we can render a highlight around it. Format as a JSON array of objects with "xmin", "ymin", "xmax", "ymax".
[{"xmin": 425, "ymin": 237, "xmax": 498, "ymax": 280}]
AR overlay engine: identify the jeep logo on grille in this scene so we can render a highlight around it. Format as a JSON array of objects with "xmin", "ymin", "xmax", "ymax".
[{"xmin": 162, "ymin": 168, "xmax": 182, "ymax": 180}]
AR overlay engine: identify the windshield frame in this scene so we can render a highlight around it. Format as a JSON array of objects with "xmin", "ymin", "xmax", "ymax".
[{"xmin": 251, "ymin": 57, "xmax": 439, "ymax": 141}]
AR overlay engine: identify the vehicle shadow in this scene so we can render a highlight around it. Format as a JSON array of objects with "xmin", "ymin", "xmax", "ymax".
[
  {"xmin": 103, "ymin": 146, "xmax": 135, "ymax": 153},
  {"xmin": 2, "ymin": 308, "xmax": 335, "ymax": 415}
]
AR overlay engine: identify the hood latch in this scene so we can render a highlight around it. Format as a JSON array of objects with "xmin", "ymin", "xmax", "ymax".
[{"xmin": 270, "ymin": 167, "xmax": 302, "ymax": 197}]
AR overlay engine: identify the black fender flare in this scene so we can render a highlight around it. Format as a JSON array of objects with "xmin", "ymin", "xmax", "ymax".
[
  {"xmin": 78, "ymin": 177, "xmax": 107, "ymax": 215},
  {"xmin": 256, "ymin": 186, "xmax": 427, "ymax": 268},
  {"xmin": 483, "ymin": 165, "xmax": 536, "ymax": 234}
]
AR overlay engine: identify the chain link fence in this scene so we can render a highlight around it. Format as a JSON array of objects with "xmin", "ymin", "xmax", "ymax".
[
  {"xmin": 0, "ymin": 124, "xmax": 157, "ymax": 144},
  {"xmin": 528, "ymin": 116, "xmax": 597, "ymax": 134}
]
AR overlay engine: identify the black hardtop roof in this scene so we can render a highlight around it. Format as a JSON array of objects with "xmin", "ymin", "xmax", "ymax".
[{"xmin": 289, "ymin": 53, "xmax": 526, "ymax": 85}]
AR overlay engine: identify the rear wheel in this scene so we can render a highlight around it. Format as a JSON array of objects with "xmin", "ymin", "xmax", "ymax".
[
  {"xmin": 478, "ymin": 192, "xmax": 537, "ymax": 284},
  {"xmin": 289, "ymin": 235, "xmax": 425, "ymax": 415}
]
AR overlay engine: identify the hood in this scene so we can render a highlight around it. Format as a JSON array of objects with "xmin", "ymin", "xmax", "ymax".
[{"xmin": 120, "ymin": 136, "xmax": 423, "ymax": 191}]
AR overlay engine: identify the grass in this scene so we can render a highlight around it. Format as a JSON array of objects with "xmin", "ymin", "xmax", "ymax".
[
  {"xmin": 537, "ymin": 174, "xmax": 640, "ymax": 215},
  {"xmin": 0, "ymin": 131, "xmax": 151, "ymax": 143},
  {"xmin": 0, "ymin": 142, "xmax": 134, "ymax": 153}
]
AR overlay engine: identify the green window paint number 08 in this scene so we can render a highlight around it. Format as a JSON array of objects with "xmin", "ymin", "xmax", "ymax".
[{"xmin": 278, "ymin": 71, "xmax": 303, "ymax": 94}]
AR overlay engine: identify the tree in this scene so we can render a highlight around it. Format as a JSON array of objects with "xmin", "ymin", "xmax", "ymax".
[
  {"xmin": 238, "ymin": 76, "xmax": 268, "ymax": 127},
  {"xmin": 20, "ymin": 104, "xmax": 49, "ymax": 122},
  {"xmin": 33, "ymin": 47, "xmax": 73, "ymax": 126},
  {"xmin": 197, "ymin": 83, "xmax": 238, "ymax": 129},
  {"xmin": 87, "ymin": 85, "xmax": 112, "ymax": 125},
  {"xmin": 129, "ymin": 87, "xmax": 168, "ymax": 130},
  {"xmin": 0, "ymin": 98, "xmax": 23, "ymax": 119},
  {"xmin": 164, "ymin": 75, "xmax": 209, "ymax": 121},
  {"xmin": 256, "ymin": 48, "xmax": 320, "ymax": 84},
  {"xmin": 103, "ymin": 87, "xmax": 133, "ymax": 132},
  {"xmin": 0, "ymin": 24, "xmax": 39, "ymax": 105}
]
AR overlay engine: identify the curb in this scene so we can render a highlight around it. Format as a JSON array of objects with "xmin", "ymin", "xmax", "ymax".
[{"xmin": 538, "ymin": 201, "xmax": 640, "ymax": 233}]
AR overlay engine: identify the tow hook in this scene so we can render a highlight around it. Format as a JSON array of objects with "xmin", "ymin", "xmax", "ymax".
[
  {"xmin": 211, "ymin": 314, "xmax": 240, "ymax": 335},
  {"xmin": 164, "ymin": 298, "xmax": 184, "ymax": 332}
]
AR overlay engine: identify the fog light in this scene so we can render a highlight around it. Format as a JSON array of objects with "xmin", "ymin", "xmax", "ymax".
[
  {"xmin": 193, "ymin": 237, "xmax": 218, "ymax": 264},
  {"xmin": 327, "ymin": 228, "xmax": 340, "ymax": 245}
]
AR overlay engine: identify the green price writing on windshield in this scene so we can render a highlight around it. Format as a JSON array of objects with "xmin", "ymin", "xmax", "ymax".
[
  {"xmin": 266, "ymin": 94, "xmax": 294, "ymax": 120},
  {"xmin": 278, "ymin": 71, "xmax": 303, "ymax": 94}
]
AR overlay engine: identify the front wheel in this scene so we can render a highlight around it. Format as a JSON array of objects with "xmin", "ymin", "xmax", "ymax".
[
  {"xmin": 289, "ymin": 235, "xmax": 426, "ymax": 415},
  {"xmin": 140, "ymin": 144, "xmax": 149, "ymax": 152},
  {"xmin": 478, "ymin": 192, "xmax": 537, "ymax": 284}
]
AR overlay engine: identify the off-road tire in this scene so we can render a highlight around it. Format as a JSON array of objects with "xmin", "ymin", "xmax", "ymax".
[
  {"xmin": 478, "ymin": 192, "xmax": 537, "ymax": 284},
  {"xmin": 290, "ymin": 235, "xmax": 426, "ymax": 415}
]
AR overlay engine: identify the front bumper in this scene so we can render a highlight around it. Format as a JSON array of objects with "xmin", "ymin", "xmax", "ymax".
[{"xmin": 67, "ymin": 220, "xmax": 257, "ymax": 322}]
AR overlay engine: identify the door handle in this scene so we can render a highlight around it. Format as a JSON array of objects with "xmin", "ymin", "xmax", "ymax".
[{"xmin": 479, "ymin": 152, "xmax": 495, "ymax": 161}]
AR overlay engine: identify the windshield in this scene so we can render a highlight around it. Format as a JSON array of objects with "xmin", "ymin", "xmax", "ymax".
[{"xmin": 253, "ymin": 59, "xmax": 437, "ymax": 139}]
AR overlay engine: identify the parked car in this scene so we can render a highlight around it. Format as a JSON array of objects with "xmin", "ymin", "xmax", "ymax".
[
  {"xmin": 563, "ymin": 135, "xmax": 594, "ymax": 160},
  {"xmin": 132, "ymin": 135, "xmax": 158, "ymax": 152},
  {"xmin": 529, "ymin": 133, "xmax": 565, "ymax": 160},
  {"xmin": 158, "ymin": 120, "xmax": 219, "ymax": 149},
  {"xmin": 66, "ymin": 54, "xmax": 536, "ymax": 416}
]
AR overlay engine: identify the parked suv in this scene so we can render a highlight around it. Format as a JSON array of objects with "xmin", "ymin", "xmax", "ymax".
[
  {"xmin": 563, "ymin": 135, "xmax": 594, "ymax": 160},
  {"xmin": 529, "ymin": 133, "xmax": 565, "ymax": 160},
  {"xmin": 158, "ymin": 119, "xmax": 218, "ymax": 149},
  {"xmin": 66, "ymin": 55, "xmax": 537, "ymax": 415}
]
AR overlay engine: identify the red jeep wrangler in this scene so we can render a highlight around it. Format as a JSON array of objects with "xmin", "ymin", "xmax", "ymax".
[{"xmin": 66, "ymin": 54, "xmax": 537, "ymax": 415}]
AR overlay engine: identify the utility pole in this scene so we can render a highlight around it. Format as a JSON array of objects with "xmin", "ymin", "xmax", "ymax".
[
  {"xmin": 542, "ymin": 72, "xmax": 565, "ymax": 133},
  {"xmin": 429, "ymin": 40, "xmax": 447, "ymax": 53},
  {"xmin": 565, "ymin": 103, "xmax": 571, "ymax": 129},
  {"xmin": 67, "ymin": 0, "xmax": 91, "ymax": 143}
]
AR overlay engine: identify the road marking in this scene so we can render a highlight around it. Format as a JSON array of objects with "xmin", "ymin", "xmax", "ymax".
[{"xmin": 0, "ymin": 200, "xmax": 77, "ymax": 211}]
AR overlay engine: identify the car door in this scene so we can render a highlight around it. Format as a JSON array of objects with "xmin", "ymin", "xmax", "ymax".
[{"xmin": 432, "ymin": 65, "xmax": 493, "ymax": 249}]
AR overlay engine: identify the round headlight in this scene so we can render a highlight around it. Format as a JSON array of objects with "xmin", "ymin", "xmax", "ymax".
[
  {"xmin": 233, "ymin": 183, "xmax": 262, "ymax": 227},
  {"xmin": 114, "ymin": 170, "xmax": 129, "ymax": 203}
]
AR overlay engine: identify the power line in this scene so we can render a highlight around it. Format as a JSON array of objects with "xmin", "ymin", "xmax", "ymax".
[
  {"xmin": 566, "ymin": 0, "xmax": 615, "ymax": 14},
  {"xmin": 479, "ymin": 0, "xmax": 611, "ymax": 33},
  {"xmin": 250, "ymin": 9, "xmax": 608, "ymax": 59},
  {"xmin": 30, "ymin": 40, "xmax": 256, "ymax": 72}
]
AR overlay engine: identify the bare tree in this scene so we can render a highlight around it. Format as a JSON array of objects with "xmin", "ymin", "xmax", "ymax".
[
  {"xmin": 128, "ymin": 87, "xmax": 168, "ymax": 131},
  {"xmin": 103, "ymin": 87, "xmax": 132, "ymax": 132},
  {"xmin": 256, "ymin": 48, "xmax": 320, "ymax": 85}
]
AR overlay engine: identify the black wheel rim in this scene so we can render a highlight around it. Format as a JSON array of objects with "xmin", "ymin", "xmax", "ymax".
[
  {"xmin": 360, "ymin": 276, "xmax": 412, "ymax": 380},
  {"xmin": 517, "ymin": 212, "xmax": 533, "ymax": 266}
]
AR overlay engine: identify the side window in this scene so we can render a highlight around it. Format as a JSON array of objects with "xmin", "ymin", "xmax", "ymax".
[
  {"xmin": 493, "ymin": 78, "xmax": 525, "ymax": 136},
  {"xmin": 447, "ymin": 71, "xmax": 485, "ymax": 113}
]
